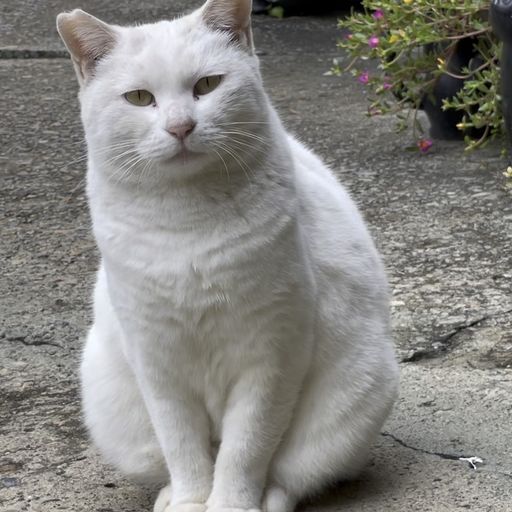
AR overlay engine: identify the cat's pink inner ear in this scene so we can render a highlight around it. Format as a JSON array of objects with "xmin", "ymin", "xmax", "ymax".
[
  {"xmin": 56, "ymin": 9, "xmax": 118, "ymax": 84},
  {"xmin": 201, "ymin": 0, "xmax": 253, "ymax": 50}
]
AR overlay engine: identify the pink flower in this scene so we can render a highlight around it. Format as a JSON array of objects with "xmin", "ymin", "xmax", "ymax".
[
  {"xmin": 358, "ymin": 71, "xmax": 369, "ymax": 85},
  {"xmin": 383, "ymin": 81, "xmax": 392, "ymax": 90},
  {"xmin": 373, "ymin": 9, "xmax": 384, "ymax": 20},
  {"xmin": 345, "ymin": 32, "xmax": 353, "ymax": 40},
  {"xmin": 368, "ymin": 35, "xmax": 380, "ymax": 48},
  {"xmin": 417, "ymin": 138, "xmax": 433, "ymax": 153}
]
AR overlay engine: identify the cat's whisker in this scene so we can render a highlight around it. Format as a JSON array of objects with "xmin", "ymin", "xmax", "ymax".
[
  {"xmin": 136, "ymin": 160, "xmax": 148, "ymax": 189},
  {"xmin": 137, "ymin": 158, "xmax": 154, "ymax": 190},
  {"xmin": 103, "ymin": 148, "xmax": 140, "ymax": 167},
  {"xmin": 62, "ymin": 178, "xmax": 87, "ymax": 203},
  {"xmin": 59, "ymin": 137, "xmax": 91, "ymax": 147},
  {"xmin": 227, "ymin": 143, "xmax": 268, "ymax": 175},
  {"xmin": 211, "ymin": 146, "xmax": 231, "ymax": 184},
  {"xmin": 141, "ymin": 158, "xmax": 155, "ymax": 185},
  {"xmin": 99, "ymin": 146, "xmax": 144, "ymax": 172},
  {"xmin": 114, "ymin": 154, "xmax": 144, "ymax": 179},
  {"xmin": 122, "ymin": 155, "xmax": 149, "ymax": 181},
  {"xmin": 97, "ymin": 141, "xmax": 141, "ymax": 156},
  {"xmin": 218, "ymin": 140, "xmax": 268, "ymax": 174},
  {"xmin": 60, "ymin": 141, "xmax": 139, "ymax": 170},
  {"xmin": 60, "ymin": 144, "xmax": 141, "ymax": 203},
  {"xmin": 63, "ymin": 140, "xmax": 144, "ymax": 188},
  {"xmin": 109, "ymin": 153, "xmax": 145, "ymax": 185},
  {"xmin": 222, "ymin": 136, "xmax": 268, "ymax": 155},
  {"xmin": 112, "ymin": 165, "xmax": 135, "ymax": 186},
  {"xmin": 220, "ymin": 130, "xmax": 270, "ymax": 146},
  {"xmin": 228, "ymin": 142, "xmax": 267, "ymax": 172},
  {"xmin": 211, "ymin": 141, "xmax": 245, "ymax": 180},
  {"xmin": 217, "ymin": 121, "xmax": 270, "ymax": 126},
  {"xmin": 221, "ymin": 127, "xmax": 269, "ymax": 139},
  {"xmin": 60, "ymin": 154, "xmax": 90, "ymax": 169},
  {"xmin": 213, "ymin": 141, "xmax": 254, "ymax": 184}
]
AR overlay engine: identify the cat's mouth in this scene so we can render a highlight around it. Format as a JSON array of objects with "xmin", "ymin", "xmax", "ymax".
[{"xmin": 159, "ymin": 146, "xmax": 202, "ymax": 166}]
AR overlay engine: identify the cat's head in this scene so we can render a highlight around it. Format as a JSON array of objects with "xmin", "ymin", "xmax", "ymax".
[{"xmin": 57, "ymin": 0, "xmax": 267, "ymax": 184}]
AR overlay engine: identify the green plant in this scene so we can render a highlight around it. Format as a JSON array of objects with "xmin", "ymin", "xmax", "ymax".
[{"xmin": 336, "ymin": 0, "xmax": 502, "ymax": 152}]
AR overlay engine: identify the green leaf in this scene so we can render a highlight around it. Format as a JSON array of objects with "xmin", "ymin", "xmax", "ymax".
[{"xmin": 268, "ymin": 6, "xmax": 284, "ymax": 19}]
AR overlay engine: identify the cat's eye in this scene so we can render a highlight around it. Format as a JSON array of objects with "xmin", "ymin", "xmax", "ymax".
[
  {"xmin": 193, "ymin": 75, "xmax": 223, "ymax": 97},
  {"xmin": 123, "ymin": 89, "xmax": 155, "ymax": 106}
]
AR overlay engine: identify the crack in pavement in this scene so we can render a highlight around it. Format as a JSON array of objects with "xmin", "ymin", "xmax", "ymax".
[
  {"xmin": 381, "ymin": 432, "xmax": 468, "ymax": 461},
  {"xmin": 435, "ymin": 316, "xmax": 489, "ymax": 345},
  {"xmin": 17, "ymin": 338, "xmax": 63, "ymax": 349},
  {"xmin": 2, "ymin": 334, "xmax": 63, "ymax": 349},
  {"xmin": 29, "ymin": 455, "xmax": 88, "ymax": 476},
  {"xmin": 401, "ymin": 308, "xmax": 512, "ymax": 363},
  {"xmin": 381, "ymin": 432, "xmax": 512, "ymax": 479}
]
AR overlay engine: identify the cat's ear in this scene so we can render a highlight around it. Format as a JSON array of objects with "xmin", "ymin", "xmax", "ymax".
[
  {"xmin": 201, "ymin": 0, "xmax": 254, "ymax": 52},
  {"xmin": 56, "ymin": 9, "xmax": 118, "ymax": 85}
]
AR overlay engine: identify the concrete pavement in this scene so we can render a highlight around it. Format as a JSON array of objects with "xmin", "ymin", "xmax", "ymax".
[{"xmin": 1, "ymin": 1, "xmax": 512, "ymax": 511}]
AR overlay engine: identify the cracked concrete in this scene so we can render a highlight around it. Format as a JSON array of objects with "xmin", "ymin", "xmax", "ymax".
[
  {"xmin": 401, "ymin": 308, "xmax": 512, "ymax": 363},
  {"xmin": 1, "ymin": 0, "xmax": 512, "ymax": 511},
  {"xmin": 380, "ymin": 432, "xmax": 468, "ymax": 462}
]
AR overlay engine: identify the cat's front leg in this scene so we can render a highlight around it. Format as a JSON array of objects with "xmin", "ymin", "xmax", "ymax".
[
  {"xmin": 207, "ymin": 357, "xmax": 308, "ymax": 512},
  {"xmin": 134, "ymin": 363, "xmax": 214, "ymax": 512}
]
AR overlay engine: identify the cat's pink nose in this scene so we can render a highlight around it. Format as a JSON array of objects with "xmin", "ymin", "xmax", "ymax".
[{"xmin": 166, "ymin": 121, "xmax": 196, "ymax": 141}]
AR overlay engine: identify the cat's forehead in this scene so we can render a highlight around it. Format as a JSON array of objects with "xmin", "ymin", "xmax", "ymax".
[
  {"xmin": 88, "ymin": 11, "xmax": 257, "ymax": 93},
  {"xmin": 128, "ymin": 16, "xmax": 200, "ymax": 50},
  {"xmin": 117, "ymin": 14, "xmax": 231, "ymax": 69}
]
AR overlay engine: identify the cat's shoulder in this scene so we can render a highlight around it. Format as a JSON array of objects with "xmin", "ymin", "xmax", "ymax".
[{"xmin": 285, "ymin": 133, "xmax": 353, "ymax": 207}]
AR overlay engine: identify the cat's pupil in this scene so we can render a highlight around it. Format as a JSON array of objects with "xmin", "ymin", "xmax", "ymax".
[
  {"xmin": 194, "ymin": 75, "xmax": 222, "ymax": 97},
  {"xmin": 123, "ymin": 89, "xmax": 154, "ymax": 106}
]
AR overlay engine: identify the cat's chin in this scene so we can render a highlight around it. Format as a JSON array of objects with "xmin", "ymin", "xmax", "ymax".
[{"xmin": 149, "ymin": 149, "xmax": 219, "ymax": 182}]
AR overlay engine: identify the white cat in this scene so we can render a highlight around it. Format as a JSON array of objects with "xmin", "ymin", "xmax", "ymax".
[{"xmin": 57, "ymin": 1, "xmax": 399, "ymax": 512}]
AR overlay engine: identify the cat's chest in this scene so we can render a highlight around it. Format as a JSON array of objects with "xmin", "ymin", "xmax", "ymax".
[
  {"xmin": 94, "ymin": 201, "xmax": 297, "ymax": 312},
  {"xmin": 101, "ymin": 224, "xmax": 247, "ymax": 307}
]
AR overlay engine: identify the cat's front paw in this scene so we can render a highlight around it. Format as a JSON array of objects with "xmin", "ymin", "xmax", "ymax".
[
  {"xmin": 262, "ymin": 486, "xmax": 295, "ymax": 512},
  {"xmin": 154, "ymin": 484, "xmax": 172, "ymax": 512},
  {"xmin": 166, "ymin": 504, "xmax": 208, "ymax": 512},
  {"xmin": 154, "ymin": 486, "xmax": 207, "ymax": 512},
  {"xmin": 207, "ymin": 508, "xmax": 261, "ymax": 512}
]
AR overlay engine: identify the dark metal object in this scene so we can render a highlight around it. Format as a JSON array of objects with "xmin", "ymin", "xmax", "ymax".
[
  {"xmin": 252, "ymin": 0, "xmax": 270, "ymax": 14},
  {"xmin": 252, "ymin": 1, "xmax": 360, "ymax": 16},
  {"xmin": 422, "ymin": 38, "xmax": 484, "ymax": 140}
]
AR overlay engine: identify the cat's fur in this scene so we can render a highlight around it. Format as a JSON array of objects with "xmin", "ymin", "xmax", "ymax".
[{"xmin": 57, "ymin": 1, "xmax": 399, "ymax": 512}]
